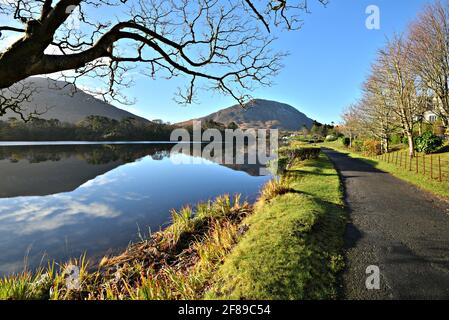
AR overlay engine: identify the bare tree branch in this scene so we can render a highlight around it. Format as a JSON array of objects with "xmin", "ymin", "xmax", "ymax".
[{"xmin": 0, "ymin": 0, "xmax": 325, "ymax": 118}]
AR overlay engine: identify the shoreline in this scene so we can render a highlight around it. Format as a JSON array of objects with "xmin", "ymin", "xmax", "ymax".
[{"xmin": 0, "ymin": 141, "xmax": 202, "ymax": 146}]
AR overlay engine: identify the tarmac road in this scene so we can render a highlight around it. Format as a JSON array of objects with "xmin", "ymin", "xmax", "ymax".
[{"xmin": 323, "ymin": 149, "xmax": 449, "ymax": 300}]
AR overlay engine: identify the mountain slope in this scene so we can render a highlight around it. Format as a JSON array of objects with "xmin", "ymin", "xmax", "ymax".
[
  {"xmin": 1, "ymin": 77, "xmax": 150, "ymax": 124},
  {"xmin": 179, "ymin": 99, "xmax": 314, "ymax": 130}
]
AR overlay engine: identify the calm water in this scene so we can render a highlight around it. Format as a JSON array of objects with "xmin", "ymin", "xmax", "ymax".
[{"xmin": 0, "ymin": 143, "xmax": 271, "ymax": 275}]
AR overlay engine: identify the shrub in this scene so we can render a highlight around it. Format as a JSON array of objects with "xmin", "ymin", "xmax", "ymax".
[
  {"xmin": 389, "ymin": 134, "xmax": 402, "ymax": 145},
  {"xmin": 414, "ymin": 132, "xmax": 443, "ymax": 154},
  {"xmin": 362, "ymin": 139, "xmax": 381, "ymax": 156},
  {"xmin": 352, "ymin": 140, "xmax": 363, "ymax": 152},
  {"xmin": 269, "ymin": 156, "xmax": 289, "ymax": 175},
  {"xmin": 402, "ymin": 136, "xmax": 409, "ymax": 145},
  {"xmin": 339, "ymin": 137, "xmax": 350, "ymax": 147},
  {"xmin": 433, "ymin": 120, "xmax": 445, "ymax": 135},
  {"xmin": 280, "ymin": 147, "xmax": 321, "ymax": 161},
  {"xmin": 325, "ymin": 135, "xmax": 337, "ymax": 142}
]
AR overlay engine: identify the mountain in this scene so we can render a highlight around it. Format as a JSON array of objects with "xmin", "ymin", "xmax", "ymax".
[
  {"xmin": 1, "ymin": 77, "xmax": 150, "ymax": 124},
  {"xmin": 178, "ymin": 99, "xmax": 314, "ymax": 130}
]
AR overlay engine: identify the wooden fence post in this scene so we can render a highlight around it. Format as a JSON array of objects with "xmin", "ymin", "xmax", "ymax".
[
  {"xmin": 430, "ymin": 154, "xmax": 433, "ymax": 179},
  {"xmin": 416, "ymin": 155, "xmax": 418, "ymax": 174},
  {"xmin": 423, "ymin": 155, "xmax": 426, "ymax": 176}
]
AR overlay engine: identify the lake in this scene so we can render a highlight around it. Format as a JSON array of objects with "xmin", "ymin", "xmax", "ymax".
[{"xmin": 0, "ymin": 143, "xmax": 271, "ymax": 275}]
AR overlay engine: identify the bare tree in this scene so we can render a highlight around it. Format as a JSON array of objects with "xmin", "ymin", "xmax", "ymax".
[
  {"xmin": 341, "ymin": 103, "xmax": 363, "ymax": 148},
  {"xmin": 0, "ymin": 0, "xmax": 327, "ymax": 119},
  {"xmin": 375, "ymin": 36, "xmax": 421, "ymax": 157},
  {"xmin": 361, "ymin": 71, "xmax": 397, "ymax": 153},
  {"xmin": 339, "ymin": 2, "xmax": 447, "ymax": 156},
  {"xmin": 408, "ymin": 0, "xmax": 449, "ymax": 126}
]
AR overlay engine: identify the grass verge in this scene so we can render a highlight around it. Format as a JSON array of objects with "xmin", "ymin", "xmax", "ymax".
[
  {"xmin": 321, "ymin": 142, "xmax": 449, "ymax": 200},
  {"xmin": 206, "ymin": 152, "xmax": 346, "ymax": 300}
]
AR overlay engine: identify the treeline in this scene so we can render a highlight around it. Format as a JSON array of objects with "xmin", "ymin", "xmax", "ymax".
[
  {"xmin": 340, "ymin": 1, "xmax": 448, "ymax": 156},
  {"xmin": 0, "ymin": 115, "xmax": 174, "ymax": 141},
  {"xmin": 0, "ymin": 144, "xmax": 172, "ymax": 165},
  {"xmin": 180, "ymin": 119, "xmax": 240, "ymax": 133},
  {"xmin": 296, "ymin": 121, "xmax": 338, "ymax": 143}
]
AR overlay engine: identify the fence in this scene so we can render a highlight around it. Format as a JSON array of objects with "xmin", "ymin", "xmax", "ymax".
[{"xmin": 374, "ymin": 151, "xmax": 449, "ymax": 183}]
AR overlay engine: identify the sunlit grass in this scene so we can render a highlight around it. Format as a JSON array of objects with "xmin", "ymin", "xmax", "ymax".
[
  {"xmin": 258, "ymin": 178, "xmax": 292, "ymax": 204},
  {"xmin": 322, "ymin": 141, "xmax": 449, "ymax": 199},
  {"xmin": 206, "ymin": 153, "xmax": 346, "ymax": 300}
]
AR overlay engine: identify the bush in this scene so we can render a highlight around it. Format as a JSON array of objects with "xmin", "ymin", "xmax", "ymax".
[
  {"xmin": 279, "ymin": 147, "xmax": 321, "ymax": 161},
  {"xmin": 389, "ymin": 134, "xmax": 403, "ymax": 145},
  {"xmin": 325, "ymin": 135, "xmax": 337, "ymax": 142},
  {"xmin": 433, "ymin": 121, "xmax": 445, "ymax": 135},
  {"xmin": 269, "ymin": 156, "xmax": 289, "ymax": 175},
  {"xmin": 414, "ymin": 132, "xmax": 443, "ymax": 154},
  {"xmin": 362, "ymin": 139, "xmax": 381, "ymax": 156},
  {"xmin": 352, "ymin": 140, "xmax": 363, "ymax": 152},
  {"xmin": 270, "ymin": 147, "xmax": 321, "ymax": 175},
  {"xmin": 339, "ymin": 137, "xmax": 350, "ymax": 147},
  {"xmin": 402, "ymin": 136, "xmax": 409, "ymax": 145}
]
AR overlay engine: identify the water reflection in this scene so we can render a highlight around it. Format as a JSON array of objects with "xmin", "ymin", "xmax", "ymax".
[
  {"xmin": 0, "ymin": 144, "xmax": 172, "ymax": 197},
  {"xmin": 0, "ymin": 144, "xmax": 270, "ymax": 275}
]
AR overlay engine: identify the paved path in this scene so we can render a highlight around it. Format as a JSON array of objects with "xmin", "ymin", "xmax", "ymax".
[{"xmin": 323, "ymin": 149, "xmax": 449, "ymax": 300}]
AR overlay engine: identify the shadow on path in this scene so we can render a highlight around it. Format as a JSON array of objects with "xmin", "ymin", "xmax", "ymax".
[{"xmin": 323, "ymin": 148, "xmax": 449, "ymax": 300}]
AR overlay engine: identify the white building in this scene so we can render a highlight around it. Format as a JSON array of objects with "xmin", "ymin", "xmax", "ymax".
[{"xmin": 423, "ymin": 110, "xmax": 438, "ymax": 123}]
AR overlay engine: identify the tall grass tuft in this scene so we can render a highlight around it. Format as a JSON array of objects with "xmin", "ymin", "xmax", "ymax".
[
  {"xmin": 0, "ymin": 264, "xmax": 55, "ymax": 300},
  {"xmin": 259, "ymin": 178, "xmax": 292, "ymax": 204}
]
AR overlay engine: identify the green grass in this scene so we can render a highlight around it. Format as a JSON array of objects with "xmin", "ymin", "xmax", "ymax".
[
  {"xmin": 206, "ymin": 153, "xmax": 347, "ymax": 300},
  {"xmin": 322, "ymin": 141, "xmax": 449, "ymax": 199}
]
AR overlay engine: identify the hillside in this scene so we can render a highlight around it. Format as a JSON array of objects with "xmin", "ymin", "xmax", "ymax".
[
  {"xmin": 1, "ymin": 77, "xmax": 150, "ymax": 124},
  {"xmin": 178, "ymin": 99, "xmax": 314, "ymax": 130}
]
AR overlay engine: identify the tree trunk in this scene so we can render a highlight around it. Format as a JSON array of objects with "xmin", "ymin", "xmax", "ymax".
[
  {"xmin": 380, "ymin": 138, "xmax": 386, "ymax": 154},
  {"xmin": 407, "ymin": 132, "xmax": 415, "ymax": 158}
]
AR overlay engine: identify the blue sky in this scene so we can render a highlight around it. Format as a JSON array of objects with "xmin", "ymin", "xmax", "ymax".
[
  {"xmin": 114, "ymin": 0, "xmax": 433, "ymax": 124},
  {"xmin": 0, "ymin": 0, "xmax": 434, "ymax": 124}
]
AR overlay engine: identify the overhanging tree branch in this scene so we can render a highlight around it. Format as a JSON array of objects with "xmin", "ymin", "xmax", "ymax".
[{"xmin": 0, "ymin": 0, "xmax": 325, "ymax": 118}]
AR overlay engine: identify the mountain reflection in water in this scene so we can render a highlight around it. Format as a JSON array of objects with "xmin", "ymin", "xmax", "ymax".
[{"xmin": 0, "ymin": 143, "xmax": 271, "ymax": 275}]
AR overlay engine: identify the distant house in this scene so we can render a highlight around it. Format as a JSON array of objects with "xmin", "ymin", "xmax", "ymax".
[
  {"xmin": 423, "ymin": 110, "xmax": 438, "ymax": 123},
  {"xmin": 415, "ymin": 96, "xmax": 441, "ymax": 124},
  {"xmin": 152, "ymin": 119, "xmax": 164, "ymax": 124}
]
